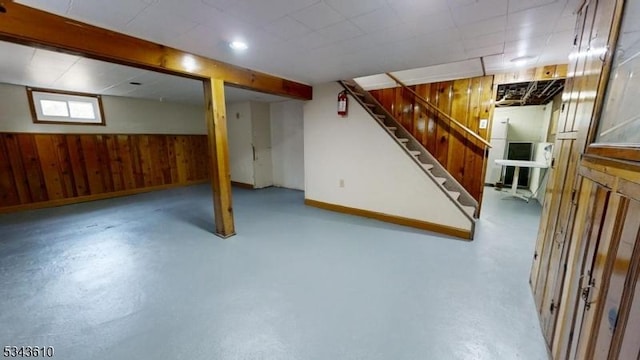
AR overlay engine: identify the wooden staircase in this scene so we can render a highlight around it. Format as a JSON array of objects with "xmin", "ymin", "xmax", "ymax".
[{"xmin": 339, "ymin": 80, "xmax": 479, "ymax": 221}]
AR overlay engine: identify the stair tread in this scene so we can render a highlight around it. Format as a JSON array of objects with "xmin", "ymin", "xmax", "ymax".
[
  {"xmin": 409, "ymin": 150, "xmax": 421, "ymax": 156},
  {"xmin": 387, "ymin": 126, "xmax": 397, "ymax": 130},
  {"xmin": 447, "ymin": 191, "xmax": 461, "ymax": 200},
  {"xmin": 397, "ymin": 138, "xmax": 409, "ymax": 143},
  {"xmin": 434, "ymin": 177, "xmax": 446, "ymax": 185},
  {"xmin": 461, "ymin": 206, "xmax": 476, "ymax": 216},
  {"xmin": 420, "ymin": 163, "xmax": 434, "ymax": 170}
]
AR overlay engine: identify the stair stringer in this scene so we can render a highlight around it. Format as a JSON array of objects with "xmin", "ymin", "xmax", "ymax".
[
  {"xmin": 304, "ymin": 82, "xmax": 474, "ymax": 237},
  {"xmin": 339, "ymin": 81, "xmax": 479, "ymax": 223}
]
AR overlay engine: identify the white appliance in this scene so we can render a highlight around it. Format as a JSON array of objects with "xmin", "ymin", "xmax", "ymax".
[{"xmin": 485, "ymin": 117, "xmax": 509, "ymax": 185}]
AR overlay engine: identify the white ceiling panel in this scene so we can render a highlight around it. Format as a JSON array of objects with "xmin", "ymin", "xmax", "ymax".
[
  {"xmin": 263, "ymin": 16, "xmax": 313, "ymax": 41},
  {"xmin": 125, "ymin": 6, "xmax": 200, "ymax": 45},
  {"xmin": 317, "ymin": 21, "xmax": 364, "ymax": 43},
  {"xmin": 324, "ymin": 0, "xmax": 387, "ymax": 18},
  {"xmin": 508, "ymin": 0, "xmax": 561, "ymax": 13},
  {"xmin": 354, "ymin": 59, "xmax": 484, "ymax": 90},
  {"xmin": 465, "ymin": 44, "xmax": 505, "ymax": 59},
  {"xmin": 349, "ymin": 5, "xmax": 400, "ymax": 33},
  {"xmin": 67, "ymin": 0, "xmax": 150, "ymax": 31},
  {"xmin": 17, "ymin": 0, "xmax": 70, "ymax": 15},
  {"xmin": 506, "ymin": 2, "xmax": 565, "ymax": 28},
  {"xmin": 458, "ymin": 15, "xmax": 507, "ymax": 39},
  {"xmin": 290, "ymin": 2, "xmax": 344, "ymax": 31},
  {"xmin": 150, "ymin": 0, "xmax": 225, "ymax": 26},
  {"xmin": 412, "ymin": 10, "xmax": 457, "ymax": 34},
  {"xmin": 12, "ymin": 0, "xmax": 579, "ymax": 84},
  {"xmin": 463, "ymin": 32, "xmax": 507, "ymax": 51},
  {"xmin": 450, "ymin": 0, "xmax": 509, "ymax": 26}
]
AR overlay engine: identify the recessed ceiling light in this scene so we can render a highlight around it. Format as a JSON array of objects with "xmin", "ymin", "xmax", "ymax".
[
  {"xmin": 510, "ymin": 55, "xmax": 536, "ymax": 66},
  {"xmin": 229, "ymin": 41, "xmax": 248, "ymax": 51}
]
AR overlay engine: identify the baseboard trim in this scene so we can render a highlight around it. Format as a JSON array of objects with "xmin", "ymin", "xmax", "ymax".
[
  {"xmin": 0, "ymin": 180, "xmax": 209, "ymax": 214},
  {"xmin": 304, "ymin": 199, "xmax": 472, "ymax": 240},
  {"xmin": 231, "ymin": 181, "xmax": 255, "ymax": 189}
]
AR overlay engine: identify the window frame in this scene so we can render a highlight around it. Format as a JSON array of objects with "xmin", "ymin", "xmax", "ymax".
[{"xmin": 26, "ymin": 87, "xmax": 106, "ymax": 126}]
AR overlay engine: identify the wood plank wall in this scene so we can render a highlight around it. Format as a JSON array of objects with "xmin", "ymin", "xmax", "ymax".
[
  {"xmin": 369, "ymin": 75, "xmax": 494, "ymax": 201},
  {"xmin": 0, "ymin": 133, "xmax": 209, "ymax": 210}
]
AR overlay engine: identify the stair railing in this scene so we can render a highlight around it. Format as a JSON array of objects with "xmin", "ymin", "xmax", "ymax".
[
  {"xmin": 384, "ymin": 73, "xmax": 492, "ymax": 214},
  {"xmin": 385, "ymin": 73, "xmax": 492, "ymax": 149}
]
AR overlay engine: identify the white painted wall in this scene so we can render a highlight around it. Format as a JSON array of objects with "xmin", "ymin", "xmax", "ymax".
[
  {"xmin": 226, "ymin": 102, "xmax": 255, "ymax": 185},
  {"xmin": 304, "ymin": 82, "xmax": 472, "ymax": 231},
  {"xmin": 494, "ymin": 105, "xmax": 548, "ymax": 142},
  {"xmin": 251, "ymin": 102, "xmax": 273, "ymax": 189},
  {"xmin": 0, "ymin": 82, "xmax": 205, "ymax": 134},
  {"xmin": 270, "ymin": 100, "xmax": 304, "ymax": 190}
]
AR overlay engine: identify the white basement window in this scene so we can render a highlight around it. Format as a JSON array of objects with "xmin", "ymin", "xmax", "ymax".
[{"xmin": 27, "ymin": 87, "xmax": 105, "ymax": 125}]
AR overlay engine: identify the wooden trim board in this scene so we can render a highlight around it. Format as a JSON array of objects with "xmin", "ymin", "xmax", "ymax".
[
  {"xmin": 0, "ymin": 180, "xmax": 208, "ymax": 214},
  {"xmin": 231, "ymin": 181, "xmax": 255, "ymax": 189},
  {"xmin": 304, "ymin": 198, "xmax": 472, "ymax": 240}
]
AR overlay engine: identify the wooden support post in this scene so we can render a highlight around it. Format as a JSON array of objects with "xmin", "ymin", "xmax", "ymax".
[{"xmin": 203, "ymin": 78, "xmax": 235, "ymax": 238}]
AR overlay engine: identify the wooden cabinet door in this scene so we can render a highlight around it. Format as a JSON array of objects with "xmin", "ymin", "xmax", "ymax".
[
  {"xmin": 539, "ymin": 138, "xmax": 582, "ymax": 342},
  {"xmin": 572, "ymin": 191, "xmax": 640, "ymax": 359}
]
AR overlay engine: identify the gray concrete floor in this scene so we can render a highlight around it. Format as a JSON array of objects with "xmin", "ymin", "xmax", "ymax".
[{"xmin": 0, "ymin": 185, "xmax": 549, "ymax": 360}]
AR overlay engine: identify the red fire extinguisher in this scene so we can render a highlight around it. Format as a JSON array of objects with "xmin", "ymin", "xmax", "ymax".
[{"xmin": 337, "ymin": 90, "xmax": 348, "ymax": 117}]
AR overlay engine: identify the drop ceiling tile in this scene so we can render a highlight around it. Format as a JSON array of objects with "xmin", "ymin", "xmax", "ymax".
[
  {"xmin": 463, "ymin": 31, "xmax": 506, "ymax": 50},
  {"xmin": 263, "ymin": 16, "xmax": 313, "ymax": 41},
  {"xmin": 465, "ymin": 44, "xmax": 505, "ymax": 58},
  {"xmin": 333, "ymin": 34, "xmax": 378, "ymax": 54},
  {"xmin": 368, "ymin": 23, "xmax": 420, "ymax": 45},
  {"xmin": 30, "ymin": 49, "xmax": 80, "ymax": 71},
  {"xmin": 25, "ymin": 65, "xmax": 64, "ymax": 86},
  {"xmin": 413, "ymin": 28, "xmax": 463, "ymax": 47},
  {"xmin": 16, "ymin": 0, "xmax": 71, "ymax": 15},
  {"xmin": 504, "ymin": 35, "xmax": 550, "ymax": 55},
  {"xmin": 289, "ymin": 31, "xmax": 335, "ymax": 50},
  {"xmin": 350, "ymin": 5, "xmax": 401, "ymax": 33},
  {"xmin": 507, "ymin": 2, "xmax": 565, "ymax": 28},
  {"xmin": 0, "ymin": 42, "xmax": 35, "ymax": 68},
  {"xmin": 390, "ymin": 0, "xmax": 450, "ymax": 21},
  {"xmin": 458, "ymin": 15, "xmax": 507, "ymax": 39},
  {"xmin": 411, "ymin": 10, "xmax": 457, "ymax": 34},
  {"xmin": 126, "ymin": 5, "xmax": 199, "ymax": 44},
  {"xmin": 505, "ymin": 21, "xmax": 554, "ymax": 42},
  {"xmin": 317, "ymin": 21, "xmax": 364, "ymax": 43},
  {"xmin": 324, "ymin": 0, "xmax": 387, "ymax": 18},
  {"xmin": 449, "ymin": 0, "xmax": 509, "ymax": 26},
  {"xmin": 225, "ymin": 0, "xmax": 295, "ymax": 27},
  {"xmin": 508, "ymin": 0, "xmax": 561, "ymax": 13},
  {"xmin": 68, "ymin": 0, "xmax": 149, "ymax": 30},
  {"xmin": 200, "ymin": 0, "xmax": 237, "ymax": 11},
  {"xmin": 290, "ymin": 2, "xmax": 344, "ymax": 31},
  {"xmin": 391, "ymin": 59, "xmax": 484, "ymax": 86},
  {"xmin": 148, "ymin": 0, "xmax": 226, "ymax": 25}
]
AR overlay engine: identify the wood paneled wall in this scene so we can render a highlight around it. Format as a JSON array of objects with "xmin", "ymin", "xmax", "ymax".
[
  {"xmin": 369, "ymin": 76, "xmax": 494, "ymax": 201},
  {"xmin": 0, "ymin": 133, "xmax": 209, "ymax": 210}
]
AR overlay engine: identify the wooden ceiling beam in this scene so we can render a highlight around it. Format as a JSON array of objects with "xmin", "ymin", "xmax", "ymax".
[{"xmin": 0, "ymin": 1, "xmax": 313, "ymax": 100}]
